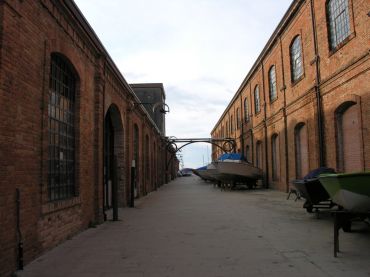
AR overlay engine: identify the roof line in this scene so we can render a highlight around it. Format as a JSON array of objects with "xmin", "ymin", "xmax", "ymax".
[{"xmin": 211, "ymin": 0, "xmax": 304, "ymax": 134}]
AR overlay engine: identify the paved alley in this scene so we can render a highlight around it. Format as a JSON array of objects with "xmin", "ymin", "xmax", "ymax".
[{"xmin": 18, "ymin": 176, "xmax": 370, "ymax": 277}]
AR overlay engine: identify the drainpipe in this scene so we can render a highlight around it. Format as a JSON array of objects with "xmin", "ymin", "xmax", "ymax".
[
  {"xmin": 40, "ymin": 41, "xmax": 47, "ymax": 206},
  {"xmin": 16, "ymin": 188, "xmax": 23, "ymax": 270},
  {"xmin": 250, "ymin": 129, "xmax": 254, "ymax": 163},
  {"xmin": 310, "ymin": 0, "xmax": 325, "ymax": 167},
  {"xmin": 261, "ymin": 62, "xmax": 269, "ymax": 188},
  {"xmin": 240, "ymin": 94, "xmax": 245, "ymax": 156},
  {"xmin": 99, "ymin": 57, "xmax": 107, "ymax": 221},
  {"xmin": 279, "ymin": 37, "xmax": 290, "ymax": 192},
  {"xmin": 249, "ymin": 83, "xmax": 254, "ymax": 164},
  {"xmin": 130, "ymin": 159, "xmax": 135, "ymax": 207},
  {"xmin": 102, "ymin": 71, "xmax": 107, "ymax": 221}
]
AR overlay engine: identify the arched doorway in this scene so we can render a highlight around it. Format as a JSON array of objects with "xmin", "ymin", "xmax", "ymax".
[
  {"xmin": 104, "ymin": 105, "xmax": 124, "ymax": 221},
  {"xmin": 271, "ymin": 134, "xmax": 280, "ymax": 181},
  {"xmin": 295, "ymin": 123, "xmax": 309, "ymax": 179},
  {"xmin": 256, "ymin": 141, "xmax": 263, "ymax": 169},
  {"xmin": 335, "ymin": 102, "xmax": 363, "ymax": 172}
]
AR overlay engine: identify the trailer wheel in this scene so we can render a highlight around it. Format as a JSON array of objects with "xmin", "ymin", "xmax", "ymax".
[
  {"xmin": 306, "ymin": 206, "xmax": 313, "ymax": 213},
  {"xmin": 342, "ymin": 220, "xmax": 352, "ymax": 232}
]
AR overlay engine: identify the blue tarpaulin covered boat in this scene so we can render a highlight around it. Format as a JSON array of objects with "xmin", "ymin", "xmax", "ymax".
[{"xmin": 214, "ymin": 153, "xmax": 262, "ymax": 188}]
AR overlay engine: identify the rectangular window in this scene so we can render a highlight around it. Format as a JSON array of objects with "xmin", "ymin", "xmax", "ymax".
[
  {"xmin": 254, "ymin": 86, "xmax": 261, "ymax": 113},
  {"xmin": 328, "ymin": 0, "xmax": 350, "ymax": 49}
]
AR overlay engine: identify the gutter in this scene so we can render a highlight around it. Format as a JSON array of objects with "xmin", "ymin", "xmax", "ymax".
[{"xmin": 261, "ymin": 63, "xmax": 269, "ymax": 188}]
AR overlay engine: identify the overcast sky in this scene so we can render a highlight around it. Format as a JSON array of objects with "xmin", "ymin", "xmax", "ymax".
[{"xmin": 74, "ymin": 0, "xmax": 293, "ymax": 169}]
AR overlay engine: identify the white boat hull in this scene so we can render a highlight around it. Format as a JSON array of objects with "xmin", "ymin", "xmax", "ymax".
[
  {"xmin": 332, "ymin": 189, "xmax": 370, "ymax": 212},
  {"xmin": 215, "ymin": 161, "xmax": 262, "ymax": 183}
]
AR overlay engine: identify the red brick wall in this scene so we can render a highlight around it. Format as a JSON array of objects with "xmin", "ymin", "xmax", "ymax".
[
  {"xmin": 212, "ymin": 0, "xmax": 370, "ymax": 192},
  {"xmin": 0, "ymin": 0, "xmax": 174, "ymax": 275}
]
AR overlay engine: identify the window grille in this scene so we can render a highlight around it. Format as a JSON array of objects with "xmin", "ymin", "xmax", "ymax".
[
  {"xmin": 254, "ymin": 86, "xmax": 260, "ymax": 113},
  {"xmin": 290, "ymin": 36, "xmax": 303, "ymax": 82},
  {"xmin": 48, "ymin": 54, "xmax": 76, "ymax": 201},
  {"xmin": 269, "ymin": 66, "xmax": 277, "ymax": 101},
  {"xmin": 244, "ymin": 98, "xmax": 249, "ymax": 122},
  {"xmin": 327, "ymin": 0, "xmax": 350, "ymax": 49},
  {"xmin": 236, "ymin": 108, "xmax": 240, "ymax": 129},
  {"xmin": 230, "ymin": 115, "xmax": 233, "ymax": 133}
]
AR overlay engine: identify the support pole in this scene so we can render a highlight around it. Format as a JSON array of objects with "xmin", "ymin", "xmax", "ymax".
[
  {"xmin": 16, "ymin": 188, "xmax": 23, "ymax": 270},
  {"xmin": 130, "ymin": 160, "xmax": 135, "ymax": 208},
  {"xmin": 112, "ymin": 156, "xmax": 118, "ymax": 221}
]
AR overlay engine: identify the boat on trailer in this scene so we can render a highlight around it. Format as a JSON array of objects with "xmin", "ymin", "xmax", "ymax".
[
  {"xmin": 214, "ymin": 153, "xmax": 262, "ymax": 188},
  {"xmin": 194, "ymin": 164, "xmax": 219, "ymax": 182},
  {"xmin": 292, "ymin": 167, "xmax": 336, "ymax": 213},
  {"xmin": 319, "ymin": 171, "xmax": 370, "ymax": 212}
]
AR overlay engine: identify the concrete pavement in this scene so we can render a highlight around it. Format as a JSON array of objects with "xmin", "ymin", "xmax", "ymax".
[{"xmin": 17, "ymin": 176, "xmax": 370, "ymax": 277}]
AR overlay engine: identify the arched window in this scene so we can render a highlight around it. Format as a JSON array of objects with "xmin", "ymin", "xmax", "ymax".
[
  {"xmin": 335, "ymin": 102, "xmax": 362, "ymax": 172},
  {"xmin": 290, "ymin": 36, "xmax": 304, "ymax": 82},
  {"xmin": 327, "ymin": 0, "xmax": 350, "ymax": 50},
  {"xmin": 48, "ymin": 54, "xmax": 77, "ymax": 201},
  {"xmin": 236, "ymin": 108, "xmax": 240, "ymax": 130},
  {"xmin": 244, "ymin": 98, "xmax": 249, "ymax": 122},
  {"xmin": 254, "ymin": 85, "xmax": 260, "ymax": 113},
  {"xmin": 269, "ymin": 66, "xmax": 277, "ymax": 101},
  {"xmin": 271, "ymin": 134, "xmax": 280, "ymax": 181},
  {"xmin": 295, "ymin": 123, "xmax": 309, "ymax": 179},
  {"xmin": 230, "ymin": 115, "xmax": 234, "ymax": 133}
]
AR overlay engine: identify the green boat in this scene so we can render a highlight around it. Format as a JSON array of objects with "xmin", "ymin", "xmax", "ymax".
[{"xmin": 319, "ymin": 172, "xmax": 370, "ymax": 212}]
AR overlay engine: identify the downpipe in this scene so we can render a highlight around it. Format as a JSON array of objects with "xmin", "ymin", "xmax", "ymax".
[{"xmin": 16, "ymin": 188, "xmax": 23, "ymax": 270}]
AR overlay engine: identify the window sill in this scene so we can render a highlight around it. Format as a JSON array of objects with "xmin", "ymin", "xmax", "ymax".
[
  {"xmin": 328, "ymin": 32, "xmax": 355, "ymax": 57},
  {"xmin": 270, "ymin": 97, "xmax": 278, "ymax": 104},
  {"xmin": 291, "ymin": 74, "xmax": 304, "ymax": 87},
  {"xmin": 42, "ymin": 196, "xmax": 81, "ymax": 215}
]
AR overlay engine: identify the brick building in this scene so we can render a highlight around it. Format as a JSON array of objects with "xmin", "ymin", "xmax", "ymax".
[
  {"xmin": 211, "ymin": 0, "xmax": 369, "ymax": 191},
  {"xmin": 0, "ymin": 0, "xmax": 178, "ymax": 275}
]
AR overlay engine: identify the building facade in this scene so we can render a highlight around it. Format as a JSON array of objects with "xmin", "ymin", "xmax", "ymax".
[
  {"xmin": 211, "ymin": 0, "xmax": 369, "ymax": 191},
  {"xmin": 130, "ymin": 83, "xmax": 167, "ymax": 136},
  {"xmin": 0, "ymin": 0, "xmax": 178, "ymax": 275}
]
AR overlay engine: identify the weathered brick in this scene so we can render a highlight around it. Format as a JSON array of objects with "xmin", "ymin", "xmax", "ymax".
[
  {"xmin": 0, "ymin": 0, "xmax": 178, "ymax": 275},
  {"xmin": 212, "ymin": 0, "xmax": 369, "ymax": 192}
]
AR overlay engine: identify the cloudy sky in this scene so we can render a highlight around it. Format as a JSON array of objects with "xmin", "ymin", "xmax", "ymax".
[{"xmin": 74, "ymin": 0, "xmax": 293, "ymax": 169}]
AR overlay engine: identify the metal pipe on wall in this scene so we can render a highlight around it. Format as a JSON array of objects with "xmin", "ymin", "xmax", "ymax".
[
  {"xmin": 16, "ymin": 188, "xmax": 23, "ymax": 270},
  {"xmin": 310, "ymin": 0, "xmax": 326, "ymax": 167},
  {"xmin": 279, "ymin": 37, "xmax": 290, "ymax": 192}
]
